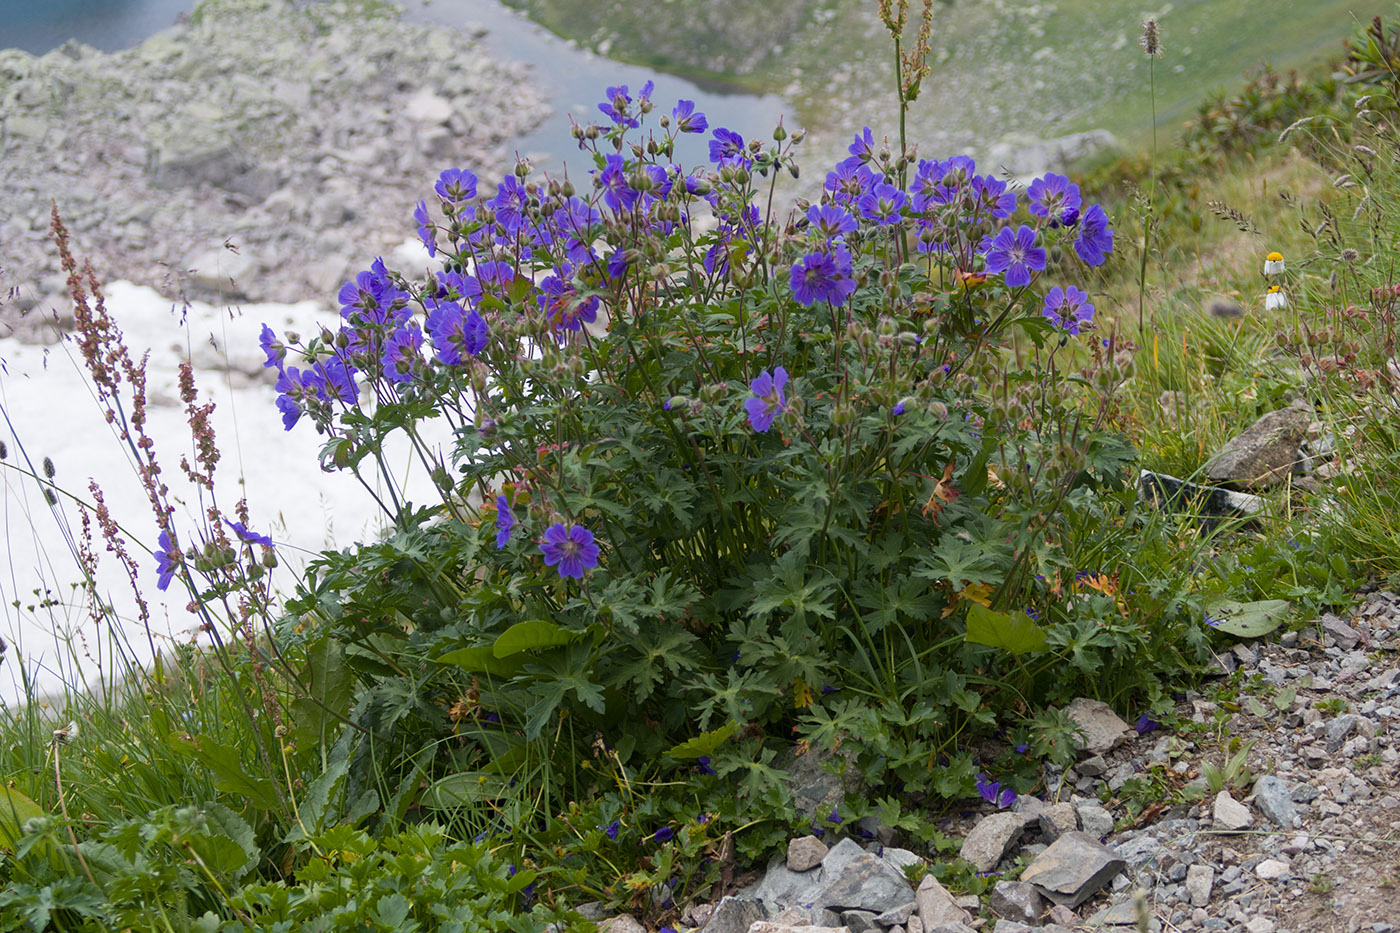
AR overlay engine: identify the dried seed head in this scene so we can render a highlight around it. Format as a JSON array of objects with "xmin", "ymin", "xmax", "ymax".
[
  {"xmin": 0, "ymin": 440, "xmax": 6, "ymax": 460},
  {"xmin": 42, "ymin": 456, "xmax": 55, "ymax": 479},
  {"xmin": 1341, "ymin": 248, "xmax": 1359, "ymax": 262},
  {"xmin": 1140, "ymin": 18, "xmax": 1163, "ymax": 56},
  {"xmin": 44, "ymin": 489, "xmax": 58, "ymax": 506}
]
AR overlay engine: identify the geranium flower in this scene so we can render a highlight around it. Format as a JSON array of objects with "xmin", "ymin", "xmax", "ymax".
[
  {"xmin": 983, "ymin": 225, "xmax": 1046, "ymax": 288},
  {"xmin": 495, "ymin": 495, "xmax": 515, "ymax": 549},
  {"xmin": 540, "ymin": 523, "xmax": 600, "ymax": 579},
  {"xmin": 223, "ymin": 519, "xmax": 273, "ymax": 549},
  {"xmin": 1073, "ymin": 204, "xmax": 1114, "ymax": 266},
  {"xmin": 154, "ymin": 530, "xmax": 181, "ymax": 591},
  {"xmin": 790, "ymin": 247, "xmax": 856, "ymax": 307},
  {"xmin": 671, "ymin": 99, "xmax": 708, "ymax": 134},
  {"xmin": 1042, "ymin": 286, "xmax": 1095, "ymax": 335},
  {"xmin": 745, "ymin": 367, "xmax": 788, "ymax": 433},
  {"xmin": 1027, "ymin": 172, "xmax": 1083, "ymax": 223}
]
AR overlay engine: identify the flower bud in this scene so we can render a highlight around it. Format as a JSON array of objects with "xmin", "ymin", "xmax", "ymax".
[
  {"xmin": 773, "ymin": 123, "xmax": 787, "ymax": 142},
  {"xmin": 831, "ymin": 403, "xmax": 856, "ymax": 426},
  {"xmin": 585, "ymin": 124, "xmax": 600, "ymax": 140},
  {"xmin": 790, "ymin": 129, "xmax": 806, "ymax": 145}
]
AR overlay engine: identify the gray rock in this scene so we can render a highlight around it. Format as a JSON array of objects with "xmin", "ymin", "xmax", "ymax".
[
  {"xmin": 926, "ymin": 926, "xmax": 978, "ymax": 933},
  {"xmin": 783, "ymin": 746, "xmax": 862, "ymax": 827},
  {"xmin": 1212, "ymin": 790, "xmax": 1253, "ymax": 831},
  {"xmin": 598, "ymin": 916, "xmax": 646, "ymax": 933},
  {"xmin": 814, "ymin": 852, "xmax": 915, "ymax": 912},
  {"xmin": 882, "ymin": 847, "xmax": 924, "ymax": 874},
  {"xmin": 991, "ymin": 921, "xmax": 1034, "ymax": 933},
  {"xmin": 820, "ymin": 837, "xmax": 867, "ymax": 877},
  {"xmin": 1138, "ymin": 470, "xmax": 1265, "ymax": 525},
  {"xmin": 1325, "ymin": 714, "xmax": 1360, "ymax": 753},
  {"xmin": 959, "ymin": 811, "xmax": 1029, "ymax": 871},
  {"xmin": 787, "ymin": 835, "xmax": 828, "ymax": 872},
  {"xmin": 770, "ymin": 906, "xmax": 843, "ymax": 927},
  {"xmin": 875, "ymin": 902, "xmax": 916, "ymax": 926},
  {"xmin": 1038, "ymin": 803, "xmax": 1078, "ymax": 842},
  {"xmin": 1089, "ymin": 901, "xmax": 1160, "ymax": 931},
  {"xmin": 1076, "ymin": 804, "xmax": 1115, "ymax": 839},
  {"xmin": 1252, "ymin": 776, "xmax": 1298, "ymax": 827},
  {"xmin": 747, "ymin": 924, "xmax": 846, "ymax": 933},
  {"xmin": 1319, "ymin": 613, "xmax": 1362, "ymax": 650},
  {"xmin": 1076, "ymin": 755, "xmax": 1108, "ymax": 776},
  {"xmin": 840, "ymin": 909, "xmax": 880, "ymax": 932},
  {"xmin": 1185, "ymin": 864, "xmax": 1214, "ymax": 907},
  {"xmin": 1063, "ymin": 698, "xmax": 1130, "ymax": 754},
  {"xmin": 745, "ymin": 852, "xmax": 824, "ymax": 908},
  {"xmin": 989, "ymin": 881, "xmax": 1046, "ymax": 924},
  {"xmin": 700, "ymin": 896, "xmax": 768, "ymax": 933},
  {"xmin": 916, "ymin": 873, "xmax": 972, "ymax": 928},
  {"xmin": 1020, "ymin": 831, "xmax": 1127, "ymax": 908},
  {"xmin": 1203, "ymin": 399, "xmax": 1312, "ymax": 489}
]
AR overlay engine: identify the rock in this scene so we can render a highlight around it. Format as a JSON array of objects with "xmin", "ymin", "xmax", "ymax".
[
  {"xmin": 959, "ymin": 811, "xmax": 1030, "ymax": 872},
  {"xmin": 1245, "ymin": 919, "xmax": 1276, "ymax": 933},
  {"xmin": 991, "ymin": 921, "xmax": 1034, "ymax": 933},
  {"xmin": 839, "ymin": 909, "xmax": 879, "ymax": 932},
  {"xmin": 700, "ymin": 896, "xmax": 768, "ymax": 933},
  {"xmin": 770, "ymin": 906, "xmax": 843, "ymax": 927},
  {"xmin": 1020, "ymin": 831, "xmax": 1127, "ymax": 908},
  {"xmin": 875, "ymin": 902, "xmax": 916, "ymax": 926},
  {"xmin": 783, "ymin": 746, "xmax": 862, "ymax": 828},
  {"xmin": 745, "ymin": 852, "xmax": 824, "ymax": 908},
  {"xmin": 1038, "ymin": 803, "xmax": 1078, "ymax": 842},
  {"xmin": 989, "ymin": 881, "xmax": 1046, "ymax": 924},
  {"xmin": 814, "ymin": 852, "xmax": 916, "ymax": 913},
  {"xmin": 787, "ymin": 835, "xmax": 828, "ymax": 872},
  {"xmin": 1212, "ymin": 791, "xmax": 1253, "ymax": 832},
  {"xmin": 926, "ymin": 926, "xmax": 978, "ymax": 933},
  {"xmin": 882, "ymin": 848, "xmax": 924, "ymax": 874},
  {"xmin": 1254, "ymin": 858, "xmax": 1291, "ymax": 881},
  {"xmin": 1325, "ymin": 714, "xmax": 1360, "ymax": 753},
  {"xmin": 404, "ymin": 87, "xmax": 454, "ymax": 123},
  {"xmin": 1047, "ymin": 905, "xmax": 1079, "ymax": 927},
  {"xmin": 1063, "ymin": 698, "xmax": 1131, "ymax": 755},
  {"xmin": 1089, "ymin": 901, "xmax": 1159, "ymax": 931},
  {"xmin": 1252, "ymin": 776, "xmax": 1298, "ymax": 827},
  {"xmin": 748, "ymin": 925, "xmax": 847, "ymax": 933},
  {"xmin": 916, "ymin": 873, "xmax": 972, "ymax": 928},
  {"xmin": 1319, "ymin": 614, "xmax": 1363, "ymax": 650},
  {"xmin": 598, "ymin": 916, "xmax": 645, "ymax": 933},
  {"xmin": 1185, "ymin": 864, "xmax": 1214, "ymax": 907},
  {"xmin": 1138, "ymin": 470, "xmax": 1265, "ymax": 525},
  {"xmin": 1076, "ymin": 804, "xmax": 1115, "ymax": 839},
  {"xmin": 1203, "ymin": 399, "xmax": 1312, "ymax": 489},
  {"xmin": 1076, "ymin": 755, "xmax": 1108, "ymax": 776}
]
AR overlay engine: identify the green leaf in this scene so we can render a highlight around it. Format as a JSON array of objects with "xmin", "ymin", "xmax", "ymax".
[
  {"xmin": 493, "ymin": 620, "xmax": 578, "ymax": 657},
  {"xmin": 965, "ymin": 603, "xmax": 1049, "ymax": 655},
  {"xmin": 166, "ymin": 734, "xmax": 280, "ymax": 811},
  {"xmin": 1206, "ymin": 598, "xmax": 1291, "ymax": 637},
  {"xmin": 421, "ymin": 772, "xmax": 510, "ymax": 808},
  {"xmin": 0, "ymin": 787, "xmax": 45, "ymax": 853},
  {"xmin": 435, "ymin": 646, "xmax": 526, "ymax": 676},
  {"xmin": 666, "ymin": 721, "xmax": 739, "ymax": 760}
]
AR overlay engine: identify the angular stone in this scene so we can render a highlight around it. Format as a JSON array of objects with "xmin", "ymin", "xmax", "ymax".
[
  {"xmin": 839, "ymin": 909, "xmax": 879, "ymax": 933},
  {"xmin": 782, "ymin": 746, "xmax": 862, "ymax": 827},
  {"xmin": 745, "ymin": 852, "xmax": 823, "ymax": 908},
  {"xmin": 907, "ymin": 917, "xmax": 924, "ymax": 933},
  {"xmin": 1325, "ymin": 714, "xmax": 1360, "ymax": 753},
  {"xmin": 1064, "ymin": 698, "xmax": 1131, "ymax": 755},
  {"xmin": 992, "ymin": 921, "xmax": 1033, "ymax": 933},
  {"xmin": 1047, "ymin": 904, "xmax": 1079, "ymax": 926},
  {"xmin": 1212, "ymin": 790, "xmax": 1253, "ymax": 831},
  {"xmin": 1319, "ymin": 614, "xmax": 1362, "ymax": 650},
  {"xmin": 787, "ymin": 835, "xmax": 828, "ymax": 872},
  {"xmin": 1139, "ymin": 470, "xmax": 1265, "ymax": 524},
  {"xmin": 1020, "ymin": 831, "xmax": 1127, "ymax": 908},
  {"xmin": 770, "ymin": 907, "xmax": 842, "ymax": 927},
  {"xmin": 916, "ymin": 873, "xmax": 972, "ymax": 928},
  {"xmin": 1255, "ymin": 858, "xmax": 1291, "ymax": 881},
  {"xmin": 1252, "ymin": 776, "xmax": 1298, "ymax": 828},
  {"xmin": 1076, "ymin": 804, "xmax": 1115, "ymax": 839},
  {"xmin": 1203, "ymin": 399, "xmax": 1312, "ymax": 489},
  {"xmin": 814, "ymin": 852, "xmax": 915, "ymax": 912},
  {"xmin": 700, "ymin": 896, "xmax": 768, "ymax": 933},
  {"xmin": 1038, "ymin": 803, "xmax": 1078, "ymax": 842},
  {"xmin": 1186, "ymin": 864, "xmax": 1214, "ymax": 906},
  {"xmin": 959, "ymin": 811, "xmax": 1030, "ymax": 871},
  {"xmin": 989, "ymin": 880, "xmax": 1046, "ymax": 924},
  {"xmin": 1089, "ymin": 901, "xmax": 1160, "ymax": 931},
  {"xmin": 598, "ymin": 916, "xmax": 645, "ymax": 933},
  {"xmin": 875, "ymin": 902, "xmax": 916, "ymax": 926},
  {"xmin": 820, "ymin": 837, "xmax": 867, "ymax": 877},
  {"xmin": 883, "ymin": 847, "xmax": 924, "ymax": 874},
  {"xmin": 926, "ymin": 926, "xmax": 978, "ymax": 933},
  {"xmin": 747, "ymin": 925, "xmax": 847, "ymax": 933}
]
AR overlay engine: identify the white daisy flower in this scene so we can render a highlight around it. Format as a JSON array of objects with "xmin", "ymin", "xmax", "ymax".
[
  {"xmin": 1264, "ymin": 251, "xmax": 1285, "ymax": 275},
  {"xmin": 1265, "ymin": 285, "xmax": 1288, "ymax": 310}
]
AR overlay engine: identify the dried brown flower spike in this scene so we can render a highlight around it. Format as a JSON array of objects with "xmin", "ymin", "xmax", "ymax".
[{"xmin": 1140, "ymin": 18, "xmax": 1163, "ymax": 56}]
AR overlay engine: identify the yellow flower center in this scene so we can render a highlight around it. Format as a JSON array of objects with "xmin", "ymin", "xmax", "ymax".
[
  {"xmin": 1268, "ymin": 285, "xmax": 1282, "ymax": 293},
  {"xmin": 1266, "ymin": 251, "xmax": 1283, "ymax": 262}
]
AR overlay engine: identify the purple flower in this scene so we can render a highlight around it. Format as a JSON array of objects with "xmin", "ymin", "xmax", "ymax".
[
  {"xmin": 893, "ymin": 401, "xmax": 907, "ymax": 416},
  {"xmin": 495, "ymin": 495, "xmax": 515, "ymax": 549},
  {"xmin": 598, "ymin": 81, "xmax": 652, "ymax": 127},
  {"xmin": 983, "ymin": 225, "xmax": 1046, "ymax": 288},
  {"xmin": 259, "ymin": 324, "xmax": 285, "ymax": 369},
  {"xmin": 807, "ymin": 204, "xmax": 857, "ymax": 241},
  {"xmin": 490, "ymin": 176, "xmax": 529, "ymax": 233},
  {"xmin": 745, "ymin": 367, "xmax": 788, "ymax": 433},
  {"xmin": 1135, "ymin": 713, "xmax": 1160, "ymax": 735},
  {"xmin": 1050, "ymin": 206, "xmax": 1079, "ymax": 229},
  {"xmin": 972, "ymin": 175, "xmax": 1018, "ymax": 219},
  {"xmin": 540, "ymin": 523, "xmax": 601, "ymax": 579},
  {"xmin": 223, "ymin": 519, "xmax": 273, "ymax": 549},
  {"xmin": 653, "ymin": 826, "xmax": 675, "ymax": 842},
  {"xmin": 857, "ymin": 182, "xmax": 908, "ymax": 226},
  {"xmin": 435, "ymin": 167, "xmax": 478, "ymax": 203},
  {"xmin": 1074, "ymin": 203, "xmax": 1114, "ymax": 266},
  {"xmin": 596, "ymin": 153, "xmax": 640, "ymax": 213},
  {"xmin": 975, "ymin": 774, "xmax": 1017, "ymax": 809},
  {"xmin": 911, "ymin": 156, "xmax": 975, "ymax": 210},
  {"xmin": 789, "ymin": 247, "xmax": 856, "ymax": 307},
  {"xmin": 154, "ymin": 530, "xmax": 180, "ymax": 591},
  {"xmin": 697, "ymin": 756, "xmax": 717, "ymax": 776},
  {"xmin": 413, "ymin": 200, "xmax": 437, "ymax": 258},
  {"xmin": 307, "ymin": 357, "xmax": 357, "ymax": 405},
  {"xmin": 671, "ymin": 99, "xmax": 708, "ymax": 134},
  {"xmin": 825, "ymin": 159, "xmax": 877, "ymax": 205},
  {"xmin": 826, "ymin": 809, "xmax": 843, "ymax": 824},
  {"xmin": 708, "ymin": 127, "xmax": 748, "ymax": 166},
  {"xmin": 1041, "ymin": 286, "xmax": 1095, "ymax": 335},
  {"xmin": 540, "ymin": 272, "xmax": 599, "ymax": 332},
  {"xmin": 426, "ymin": 302, "xmax": 489, "ymax": 365},
  {"xmin": 1027, "ymin": 173, "xmax": 1083, "ymax": 223},
  {"xmin": 848, "ymin": 126, "xmax": 877, "ymax": 163},
  {"xmin": 1015, "ymin": 743, "xmax": 1030, "ymax": 754},
  {"xmin": 604, "ymin": 820, "xmax": 620, "ymax": 840},
  {"xmin": 383, "ymin": 325, "xmax": 423, "ymax": 384}
]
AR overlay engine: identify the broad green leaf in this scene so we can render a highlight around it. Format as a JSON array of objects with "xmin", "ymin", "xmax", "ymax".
[
  {"xmin": 0, "ymin": 787, "xmax": 45, "ymax": 851},
  {"xmin": 421, "ymin": 772, "xmax": 510, "ymax": 808},
  {"xmin": 666, "ymin": 721, "xmax": 739, "ymax": 760},
  {"xmin": 1206, "ymin": 598, "xmax": 1291, "ymax": 638},
  {"xmin": 965, "ymin": 603, "xmax": 1049, "ymax": 655},
  {"xmin": 493, "ymin": 620, "xmax": 578, "ymax": 657},
  {"xmin": 435, "ymin": 646, "xmax": 526, "ymax": 676},
  {"xmin": 166, "ymin": 734, "xmax": 280, "ymax": 811}
]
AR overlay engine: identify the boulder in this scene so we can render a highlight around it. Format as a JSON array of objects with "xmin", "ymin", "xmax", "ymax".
[
  {"xmin": 1203, "ymin": 399, "xmax": 1312, "ymax": 490},
  {"xmin": 959, "ymin": 811, "xmax": 1030, "ymax": 872},
  {"xmin": 1063, "ymin": 698, "xmax": 1130, "ymax": 755},
  {"xmin": 1019, "ymin": 831, "xmax": 1126, "ymax": 908}
]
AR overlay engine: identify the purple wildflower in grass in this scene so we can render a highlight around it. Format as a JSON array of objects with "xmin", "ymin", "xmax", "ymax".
[
  {"xmin": 653, "ymin": 826, "xmax": 675, "ymax": 842},
  {"xmin": 827, "ymin": 809, "xmax": 843, "ymax": 824},
  {"xmin": 475, "ymin": 260, "xmax": 515, "ymax": 289},
  {"xmin": 825, "ymin": 159, "xmax": 877, "ymax": 205},
  {"xmin": 259, "ymin": 324, "xmax": 285, "ymax": 369},
  {"xmin": 273, "ymin": 367, "xmax": 306, "ymax": 430},
  {"xmin": 807, "ymin": 203, "xmax": 857, "ymax": 241},
  {"xmin": 1135, "ymin": 713, "xmax": 1160, "ymax": 735},
  {"xmin": 1073, "ymin": 203, "xmax": 1115, "ymax": 266},
  {"xmin": 911, "ymin": 155, "xmax": 976, "ymax": 210},
  {"xmin": 383, "ymin": 325, "xmax": 423, "ymax": 384},
  {"xmin": 435, "ymin": 167, "xmax": 478, "ymax": 203},
  {"xmin": 413, "ymin": 200, "xmax": 437, "ymax": 257},
  {"xmin": 1015, "ymin": 743, "xmax": 1030, "ymax": 754},
  {"xmin": 597, "ymin": 153, "xmax": 640, "ymax": 213},
  {"xmin": 436, "ymin": 270, "xmax": 483, "ymax": 307},
  {"xmin": 1041, "ymin": 286, "xmax": 1095, "ymax": 335},
  {"xmin": 308, "ymin": 357, "xmax": 357, "ymax": 405},
  {"xmin": 540, "ymin": 272, "xmax": 599, "ymax": 332},
  {"xmin": 490, "ymin": 176, "xmax": 529, "ymax": 233},
  {"xmin": 697, "ymin": 756, "xmax": 717, "ymax": 776},
  {"xmin": 857, "ymin": 182, "xmax": 908, "ymax": 226},
  {"xmin": 708, "ymin": 127, "xmax": 747, "ymax": 166},
  {"xmin": 975, "ymin": 774, "xmax": 1017, "ymax": 809},
  {"xmin": 893, "ymin": 401, "xmax": 907, "ymax": 417},
  {"xmin": 972, "ymin": 175, "xmax": 1018, "ymax": 219},
  {"xmin": 789, "ymin": 246, "xmax": 856, "ymax": 307},
  {"xmin": 983, "ymin": 225, "xmax": 1046, "ymax": 288},
  {"xmin": 223, "ymin": 519, "xmax": 273, "ymax": 549},
  {"xmin": 540, "ymin": 523, "xmax": 601, "ymax": 579},
  {"xmin": 604, "ymin": 820, "xmax": 620, "ymax": 840},
  {"xmin": 427, "ymin": 302, "xmax": 488, "ymax": 365},
  {"xmin": 1050, "ymin": 206, "xmax": 1080, "ymax": 229},
  {"xmin": 495, "ymin": 495, "xmax": 515, "ymax": 549},
  {"xmin": 1205, "ymin": 614, "xmax": 1223, "ymax": 628},
  {"xmin": 1027, "ymin": 172, "xmax": 1083, "ymax": 223},
  {"xmin": 848, "ymin": 126, "xmax": 877, "ymax": 163},
  {"xmin": 671, "ymin": 99, "xmax": 708, "ymax": 134},
  {"xmin": 154, "ymin": 530, "xmax": 180, "ymax": 591},
  {"xmin": 745, "ymin": 367, "xmax": 788, "ymax": 433}
]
